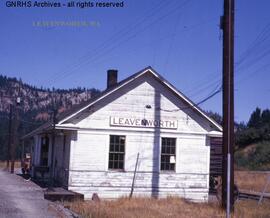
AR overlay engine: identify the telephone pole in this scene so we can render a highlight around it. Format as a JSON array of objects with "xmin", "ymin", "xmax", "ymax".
[
  {"xmin": 7, "ymin": 104, "xmax": 12, "ymax": 169},
  {"xmin": 49, "ymin": 100, "xmax": 57, "ymax": 189},
  {"xmin": 11, "ymin": 97, "xmax": 20, "ymax": 174},
  {"xmin": 221, "ymin": 0, "xmax": 235, "ymax": 214}
]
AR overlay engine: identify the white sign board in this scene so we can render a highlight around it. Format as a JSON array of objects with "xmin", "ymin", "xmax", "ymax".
[
  {"xmin": 110, "ymin": 117, "xmax": 178, "ymax": 129},
  {"xmin": 170, "ymin": 156, "xmax": 176, "ymax": 163}
]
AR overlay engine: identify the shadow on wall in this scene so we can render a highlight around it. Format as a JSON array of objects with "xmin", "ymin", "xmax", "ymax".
[{"xmin": 151, "ymin": 89, "xmax": 160, "ymax": 197}]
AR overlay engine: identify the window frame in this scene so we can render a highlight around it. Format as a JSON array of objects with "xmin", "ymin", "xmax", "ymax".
[
  {"xmin": 108, "ymin": 135, "xmax": 126, "ymax": 171},
  {"xmin": 160, "ymin": 137, "xmax": 176, "ymax": 172}
]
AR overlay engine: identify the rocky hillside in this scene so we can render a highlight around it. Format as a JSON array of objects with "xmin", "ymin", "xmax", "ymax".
[{"xmin": 0, "ymin": 74, "xmax": 100, "ymax": 121}]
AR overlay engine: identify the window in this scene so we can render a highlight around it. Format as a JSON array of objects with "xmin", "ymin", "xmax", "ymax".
[
  {"xmin": 40, "ymin": 136, "xmax": 49, "ymax": 166},
  {"xmin": 108, "ymin": 135, "xmax": 125, "ymax": 170},
  {"xmin": 161, "ymin": 137, "xmax": 176, "ymax": 171}
]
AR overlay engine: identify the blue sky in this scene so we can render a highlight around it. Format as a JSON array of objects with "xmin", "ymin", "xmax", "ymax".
[{"xmin": 0, "ymin": 0, "xmax": 270, "ymax": 122}]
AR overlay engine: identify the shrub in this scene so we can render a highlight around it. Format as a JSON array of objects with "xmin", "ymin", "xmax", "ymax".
[{"xmin": 235, "ymin": 141, "xmax": 270, "ymax": 170}]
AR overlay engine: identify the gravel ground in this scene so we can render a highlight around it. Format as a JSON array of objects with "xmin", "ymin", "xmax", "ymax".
[{"xmin": 0, "ymin": 169, "xmax": 73, "ymax": 218}]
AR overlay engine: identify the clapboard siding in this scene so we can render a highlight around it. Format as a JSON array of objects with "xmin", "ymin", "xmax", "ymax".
[
  {"xmin": 69, "ymin": 132, "xmax": 209, "ymax": 173},
  {"xmin": 69, "ymin": 171, "xmax": 208, "ymax": 187},
  {"xmin": 68, "ymin": 171, "xmax": 208, "ymax": 201},
  {"xmin": 70, "ymin": 133, "xmax": 107, "ymax": 171},
  {"xmin": 210, "ymin": 137, "xmax": 223, "ymax": 176},
  {"xmin": 69, "ymin": 186, "xmax": 208, "ymax": 202},
  {"xmin": 68, "ymin": 130, "xmax": 210, "ymax": 201}
]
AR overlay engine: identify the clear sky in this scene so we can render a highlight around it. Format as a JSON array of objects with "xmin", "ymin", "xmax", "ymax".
[{"xmin": 0, "ymin": 0, "xmax": 270, "ymax": 123}]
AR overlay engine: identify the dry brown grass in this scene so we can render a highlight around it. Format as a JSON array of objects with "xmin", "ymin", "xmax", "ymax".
[
  {"xmin": 235, "ymin": 171, "xmax": 270, "ymax": 193},
  {"xmin": 0, "ymin": 160, "xmax": 21, "ymax": 170},
  {"xmin": 0, "ymin": 161, "xmax": 7, "ymax": 169},
  {"xmin": 65, "ymin": 197, "xmax": 270, "ymax": 218},
  {"xmin": 65, "ymin": 171, "xmax": 270, "ymax": 218},
  {"xmin": 234, "ymin": 200, "xmax": 270, "ymax": 218}
]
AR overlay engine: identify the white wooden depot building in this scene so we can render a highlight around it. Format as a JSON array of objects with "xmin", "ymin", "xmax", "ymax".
[{"xmin": 25, "ymin": 67, "xmax": 222, "ymax": 202}]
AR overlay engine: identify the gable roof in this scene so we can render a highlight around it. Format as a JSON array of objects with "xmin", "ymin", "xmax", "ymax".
[{"xmin": 23, "ymin": 66, "xmax": 222, "ymax": 138}]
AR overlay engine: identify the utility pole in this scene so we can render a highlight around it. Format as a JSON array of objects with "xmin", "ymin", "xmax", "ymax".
[
  {"xmin": 221, "ymin": 0, "xmax": 235, "ymax": 214},
  {"xmin": 11, "ymin": 97, "xmax": 20, "ymax": 174},
  {"xmin": 10, "ymin": 105, "xmax": 15, "ymax": 173},
  {"xmin": 7, "ymin": 104, "xmax": 12, "ymax": 170},
  {"xmin": 21, "ymin": 127, "xmax": 25, "ymax": 161},
  {"xmin": 49, "ymin": 105, "xmax": 57, "ymax": 189}
]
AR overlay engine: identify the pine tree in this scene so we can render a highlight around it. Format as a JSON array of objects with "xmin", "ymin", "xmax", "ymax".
[
  {"xmin": 261, "ymin": 109, "xmax": 270, "ymax": 125},
  {"xmin": 247, "ymin": 107, "xmax": 262, "ymax": 128}
]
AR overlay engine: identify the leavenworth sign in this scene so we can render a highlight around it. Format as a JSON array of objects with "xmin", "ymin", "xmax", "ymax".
[{"xmin": 110, "ymin": 116, "xmax": 178, "ymax": 129}]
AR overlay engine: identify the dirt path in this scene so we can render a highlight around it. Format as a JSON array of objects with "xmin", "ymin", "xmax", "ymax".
[{"xmin": 0, "ymin": 169, "xmax": 69, "ymax": 218}]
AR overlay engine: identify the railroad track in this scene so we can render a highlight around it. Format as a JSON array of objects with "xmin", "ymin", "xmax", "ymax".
[
  {"xmin": 209, "ymin": 189, "xmax": 270, "ymax": 202},
  {"xmin": 238, "ymin": 191, "xmax": 270, "ymax": 201}
]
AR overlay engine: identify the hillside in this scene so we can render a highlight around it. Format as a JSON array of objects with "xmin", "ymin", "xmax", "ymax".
[
  {"xmin": 204, "ymin": 108, "xmax": 270, "ymax": 171},
  {"xmin": 235, "ymin": 107, "xmax": 270, "ymax": 170},
  {"xmin": 0, "ymin": 75, "xmax": 100, "ymax": 116},
  {"xmin": 0, "ymin": 74, "xmax": 100, "ymax": 160},
  {"xmin": 235, "ymin": 141, "xmax": 270, "ymax": 170}
]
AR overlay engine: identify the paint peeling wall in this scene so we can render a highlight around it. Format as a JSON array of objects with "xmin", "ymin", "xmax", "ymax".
[{"xmin": 68, "ymin": 131, "xmax": 210, "ymax": 202}]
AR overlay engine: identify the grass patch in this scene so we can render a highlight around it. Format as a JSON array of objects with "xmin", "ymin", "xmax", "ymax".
[
  {"xmin": 235, "ymin": 171, "xmax": 270, "ymax": 193},
  {"xmin": 65, "ymin": 197, "xmax": 270, "ymax": 218}
]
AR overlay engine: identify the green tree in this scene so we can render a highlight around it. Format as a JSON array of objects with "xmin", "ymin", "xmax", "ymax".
[
  {"xmin": 262, "ymin": 109, "xmax": 270, "ymax": 125},
  {"xmin": 205, "ymin": 110, "xmax": 222, "ymax": 125},
  {"xmin": 247, "ymin": 107, "xmax": 262, "ymax": 128}
]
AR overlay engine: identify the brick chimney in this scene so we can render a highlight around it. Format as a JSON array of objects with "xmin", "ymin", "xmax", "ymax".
[{"xmin": 107, "ymin": 69, "xmax": 118, "ymax": 89}]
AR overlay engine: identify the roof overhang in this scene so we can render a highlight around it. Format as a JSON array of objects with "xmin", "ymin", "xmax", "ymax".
[
  {"xmin": 23, "ymin": 66, "xmax": 222, "ymax": 139},
  {"xmin": 58, "ymin": 67, "xmax": 222, "ymax": 132}
]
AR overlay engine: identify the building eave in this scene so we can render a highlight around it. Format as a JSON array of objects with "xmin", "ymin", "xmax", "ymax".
[
  {"xmin": 24, "ymin": 66, "xmax": 222, "ymax": 138},
  {"xmin": 22, "ymin": 122, "xmax": 53, "ymax": 139},
  {"xmin": 59, "ymin": 67, "xmax": 222, "ymax": 132}
]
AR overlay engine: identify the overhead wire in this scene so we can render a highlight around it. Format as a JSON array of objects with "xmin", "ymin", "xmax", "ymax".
[
  {"xmin": 163, "ymin": 8, "xmax": 182, "ymax": 72},
  {"xmin": 235, "ymin": 23, "xmax": 270, "ymax": 67},
  {"xmin": 234, "ymin": 22, "xmax": 270, "ymax": 80},
  {"xmin": 157, "ymin": 83, "xmax": 222, "ymax": 112},
  {"xmin": 185, "ymin": 20, "xmax": 270, "ymax": 101},
  {"xmin": 43, "ymin": 0, "xmax": 179, "ymax": 85},
  {"xmin": 44, "ymin": 0, "xmax": 191, "ymax": 87},
  {"xmin": 4, "ymin": 2, "xmax": 269, "ymax": 118}
]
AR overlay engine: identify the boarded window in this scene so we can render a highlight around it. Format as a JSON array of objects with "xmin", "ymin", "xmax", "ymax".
[
  {"xmin": 108, "ymin": 135, "xmax": 125, "ymax": 170},
  {"xmin": 161, "ymin": 137, "xmax": 176, "ymax": 171},
  {"xmin": 40, "ymin": 136, "xmax": 49, "ymax": 166}
]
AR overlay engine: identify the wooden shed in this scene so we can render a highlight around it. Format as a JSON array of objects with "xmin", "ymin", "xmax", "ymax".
[{"xmin": 25, "ymin": 67, "xmax": 222, "ymax": 202}]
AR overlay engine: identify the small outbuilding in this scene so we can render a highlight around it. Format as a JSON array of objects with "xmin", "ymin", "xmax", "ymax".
[{"xmin": 25, "ymin": 67, "xmax": 222, "ymax": 202}]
